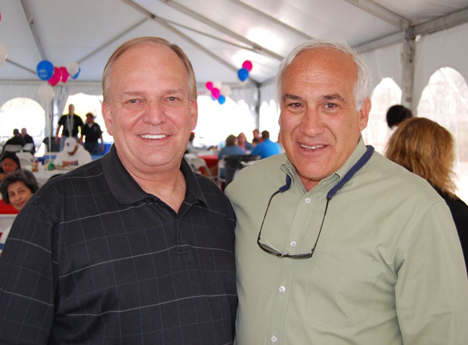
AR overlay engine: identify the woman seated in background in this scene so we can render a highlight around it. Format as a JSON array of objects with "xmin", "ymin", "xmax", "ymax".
[
  {"xmin": 218, "ymin": 134, "xmax": 246, "ymax": 160},
  {"xmin": 0, "ymin": 152, "xmax": 21, "ymax": 183},
  {"xmin": 237, "ymin": 132, "xmax": 254, "ymax": 153},
  {"xmin": 0, "ymin": 170, "xmax": 39, "ymax": 254},
  {"xmin": 386, "ymin": 117, "xmax": 468, "ymax": 268}
]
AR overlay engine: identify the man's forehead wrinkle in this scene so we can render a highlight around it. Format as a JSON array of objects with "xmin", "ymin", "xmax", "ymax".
[
  {"xmin": 283, "ymin": 94, "xmax": 303, "ymax": 101},
  {"xmin": 322, "ymin": 94, "xmax": 346, "ymax": 103},
  {"xmin": 282, "ymin": 92, "xmax": 346, "ymax": 103}
]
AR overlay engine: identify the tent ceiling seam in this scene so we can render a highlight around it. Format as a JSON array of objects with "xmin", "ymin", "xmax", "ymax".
[
  {"xmin": 228, "ymin": 0, "xmax": 314, "ymax": 40},
  {"xmin": 77, "ymin": 18, "xmax": 149, "ymax": 64},
  {"xmin": 20, "ymin": 0, "xmax": 47, "ymax": 61},
  {"xmin": 342, "ymin": 0, "xmax": 410, "ymax": 29},
  {"xmin": 158, "ymin": 0, "xmax": 284, "ymax": 61}
]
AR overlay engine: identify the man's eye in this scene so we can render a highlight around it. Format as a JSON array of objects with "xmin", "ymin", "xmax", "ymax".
[
  {"xmin": 121, "ymin": 99, "xmax": 144, "ymax": 109},
  {"xmin": 166, "ymin": 96, "xmax": 182, "ymax": 102},
  {"xmin": 325, "ymin": 103, "xmax": 337, "ymax": 109},
  {"xmin": 287, "ymin": 102, "xmax": 302, "ymax": 108}
]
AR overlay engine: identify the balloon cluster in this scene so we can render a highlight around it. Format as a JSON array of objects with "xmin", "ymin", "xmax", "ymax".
[
  {"xmin": 205, "ymin": 81, "xmax": 232, "ymax": 105},
  {"xmin": 237, "ymin": 60, "xmax": 253, "ymax": 84},
  {"xmin": 36, "ymin": 60, "xmax": 81, "ymax": 86}
]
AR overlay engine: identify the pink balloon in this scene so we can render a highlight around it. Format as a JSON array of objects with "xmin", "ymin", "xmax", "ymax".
[
  {"xmin": 205, "ymin": 81, "xmax": 213, "ymax": 90},
  {"xmin": 242, "ymin": 60, "xmax": 253, "ymax": 72},
  {"xmin": 59, "ymin": 66, "xmax": 69, "ymax": 83},
  {"xmin": 48, "ymin": 67, "xmax": 62, "ymax": 86},
  {"xmin": 211, "ymin": 87, "xmax": 220, "ymax": 99}
]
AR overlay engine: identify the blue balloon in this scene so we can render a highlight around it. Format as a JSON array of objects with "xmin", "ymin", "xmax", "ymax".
[
  {"xmin": 237, "ymin": 68, "xmax": 249, "ymax": 82},
  {"xmin": 36, "ymin": 60, "xmax": 54, "ymax": 81},
  {"xmin": 218, "ymin": 95, "xmax": 226, "ymax": 105},
  {"xmin": 72, "ymin": 67, "xmax": 81, "ymax": 79}
]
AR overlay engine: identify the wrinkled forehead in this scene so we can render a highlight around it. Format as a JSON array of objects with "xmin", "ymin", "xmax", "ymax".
[
  {"xmin": 281, "ymin": 48, "xmax": 358, "ymax": 101},
  {"xmin": 108, "ymin": 43, "xmax": 190, "ymax": 97},
  {"xmin": 290, "ymin": 48, "xmax": 356, "ymax": 79}
]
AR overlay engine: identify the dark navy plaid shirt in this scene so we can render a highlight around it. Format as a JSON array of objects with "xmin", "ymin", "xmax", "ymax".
[{"xmin": 0, "ymin": 146, "xmax": 237, "ymax": 344}]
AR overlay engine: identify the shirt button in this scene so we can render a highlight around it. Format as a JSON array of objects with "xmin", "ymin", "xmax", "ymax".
[
  {"xmin": 279, "ymin": 286, "xmax": 286, "ymax": 293},
  {"xmin": 271, "ymin": 335, "xmax": 278, "ymax": 343},
  {"xmin": 305, "ymin": 197, "xmax": 311, "ymax": 204},
  {"xmin": 290, "ymin": 241, "xmax": 297, "ymax": 247}
]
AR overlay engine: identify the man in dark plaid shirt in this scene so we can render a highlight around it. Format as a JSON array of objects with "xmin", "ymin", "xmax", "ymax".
[{"xmin": 0, "ymin": 37, "xmax": 237, "ymax": 344}]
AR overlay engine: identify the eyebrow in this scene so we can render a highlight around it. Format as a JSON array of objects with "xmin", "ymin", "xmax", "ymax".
[
  {"xmin": 283, "ymin": 93, "xmax": 347, "ymax": 103},
  {"xmin": 283, "ymin": 94, "xmax": 303, "ymax": 102},
  {"xmin": 119, "ymin": 91, "xmax": 145, "ymax": 98},
  {"xmin": 120, "ymin": 89, "xmax": 185, "ymax": 97},
  {"xmin": 320, "ymin": 93, "xmax": 346, "ymax": 103}
]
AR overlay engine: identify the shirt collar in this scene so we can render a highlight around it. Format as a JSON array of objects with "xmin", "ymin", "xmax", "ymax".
[
  {"xmin": 334, "ymin": 137, "xmax": 367, "ymax": 179},
  {"xmin": 102, "ymin": 145, "xmax": 208, "ymax": 206}
]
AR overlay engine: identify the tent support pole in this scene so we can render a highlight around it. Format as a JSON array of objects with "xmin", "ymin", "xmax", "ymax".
[{"xmin": 401, "ymin": 28, "xmax": 415, "ymax": 111}]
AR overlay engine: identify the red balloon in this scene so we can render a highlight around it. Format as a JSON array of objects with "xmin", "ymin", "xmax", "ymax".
[
  {"xmin": 205, "ymin": 81, "xmax": 213, "ymax": 90},
  {"xmin": 211, "ymin": 87, "xmax": 221, "ymax": 99},
  {"xmin": 242, "ymin": 60, "xmax": 253, "ymax": 72},
  {"xmin": 48, "ymin": 67, "xmax": 62, "ymax": 86},
  {"xmin": 59, "ymin": 66, "xmax": 70, "ymax": 83}
]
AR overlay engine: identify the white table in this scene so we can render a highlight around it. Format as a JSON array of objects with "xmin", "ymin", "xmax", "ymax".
[{"xmin": 33, "ymin": 170, "xmax": 65, "ymax": 186}]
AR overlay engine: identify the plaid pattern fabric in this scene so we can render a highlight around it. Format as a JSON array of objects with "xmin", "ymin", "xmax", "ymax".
[{"xmin": 0, "ymin": 146, "xmax": 237, "ymax": 344}]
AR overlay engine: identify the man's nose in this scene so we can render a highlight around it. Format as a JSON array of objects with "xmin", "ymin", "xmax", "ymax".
[
  {"xmin": 141, "ymin": 100, "xmax": 166, "ymax": 125},
  {"xmin": 301, "ymin": 108, "xmax": 324, "ymax": 136}
]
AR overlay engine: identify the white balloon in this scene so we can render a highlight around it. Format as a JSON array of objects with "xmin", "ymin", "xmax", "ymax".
[
  {"xmin": 220, "ymin": 84, "xmax": 231, "ymax": 97},
  {"xmin": 66, "ymin": 61, "xmax": 80, "ymax": 76},
  {"xmin": 0, "ymin": 42, "xmax": 7, "ymax": 68},
  {"xmin": 213, "ymin": 80, "xmax": 222, "ymax": 89},
  {"xmin": 38, "ymin": 83, "xmax": 55, "ymax": 103}
]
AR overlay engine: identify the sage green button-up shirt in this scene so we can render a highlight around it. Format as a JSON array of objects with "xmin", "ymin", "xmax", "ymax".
[{"xmin": 226, "ymin": 139, "xmax": 468, "ymax": 345}]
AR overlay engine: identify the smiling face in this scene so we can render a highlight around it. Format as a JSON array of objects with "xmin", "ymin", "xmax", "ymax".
[
  {"xmin": 279, "ymin": 48, "xmax": 371, "ymax": 191},
  {"xmin": 8, "ymin": 181, "xmax": 33, "ymax": 211},
  {"xmin": 102, "ymin": 43, "xmax": 198, "ymax": 176}
]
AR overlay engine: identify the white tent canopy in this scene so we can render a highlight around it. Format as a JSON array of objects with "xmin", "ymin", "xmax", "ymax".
[{"xmin": 1, "ymin": 0, "xmax": 468, "ymax": 125}]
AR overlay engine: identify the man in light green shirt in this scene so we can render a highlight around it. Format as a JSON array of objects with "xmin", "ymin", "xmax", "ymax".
[{"xmin": 226, "ymin": 39, "xmax": 468, "ymax": 344}]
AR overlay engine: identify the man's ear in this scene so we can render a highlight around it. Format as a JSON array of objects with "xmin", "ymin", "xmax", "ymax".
[
  {"xmin": 359, "ymin": 98, "xmax": 371, "ymax": 131},
  {"xmin": 190, "ymin": 100, "xmax": 198, "ymax": 131},
  {"xmin": 102, "ymin": 101, "xmax": 113, "ymax": 136}
]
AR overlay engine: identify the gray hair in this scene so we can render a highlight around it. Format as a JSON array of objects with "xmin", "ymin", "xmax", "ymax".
[
  {"xmin": 276, "ymin": 39, "xmax": 370, "ymax": 110},
  {"xmin": 102, "ymin": 37, "xmax": 197, "ymax": 102}
]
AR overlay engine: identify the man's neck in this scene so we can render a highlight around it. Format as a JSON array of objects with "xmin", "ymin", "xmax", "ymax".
[
  {"xmin": 134, "ymin": 169, "xmax": 187, "ymax": 213},
  {"xmin": 118, "ymin": 155, "xmax": 184, "ymax": 212}
]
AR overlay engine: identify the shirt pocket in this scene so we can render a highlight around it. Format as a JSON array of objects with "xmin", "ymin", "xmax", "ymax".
[{"xmin": 307, "ymin": 251, "xmax": 381, "ymax": 328}]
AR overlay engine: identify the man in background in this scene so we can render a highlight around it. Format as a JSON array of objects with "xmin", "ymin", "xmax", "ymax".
[
  {"xmin": 252, "ymin": 128, "xmax": 263, "ymax": 143},
  {"xmin": 2, "ymin": 129, "xmax": 25, "ymax": 155},
  {"xmin": 81, "ymin": 112, "xmax": 104, "ymax": 155},
  {"xmin": 53, "ymin": 137, "xmax": 92, "ymax": 167},
  {"xmin": 0, "ymin": 37, "xmax": 237, "ymax": 344},
  {"xmin": 227, "ymin": 39, "xmax": 468, "ymax": 344},
  {"xmin": 55, "ymin": 104, "xmax": 84, "ymax": 150},
  {"xmin": 250, "ymin": 130, "xmax": 281, "ymax": 159},
  {"xmin": 21, "ymin": 127, "xmax": 35, "ymax": 154}
]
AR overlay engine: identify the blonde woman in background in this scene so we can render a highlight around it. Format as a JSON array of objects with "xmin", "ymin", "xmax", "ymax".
[{"xmin": 386, "ymin": 117, "xmax": 468, "ymax": 270}]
